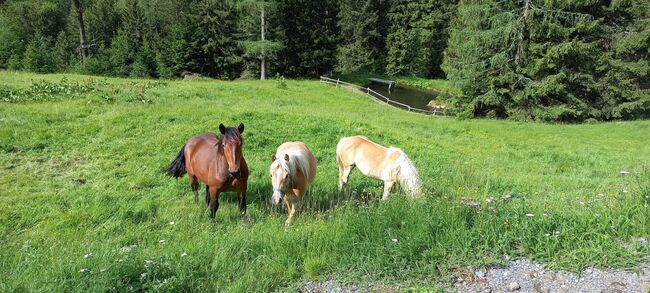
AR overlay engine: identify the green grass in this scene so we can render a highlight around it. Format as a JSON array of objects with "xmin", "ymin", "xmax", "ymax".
[{"xmin": 0, "ymin": 70, "xmax": 648, "ymax": 292}]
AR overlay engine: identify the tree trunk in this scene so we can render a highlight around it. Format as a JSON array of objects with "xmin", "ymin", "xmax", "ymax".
[
  {"xmin": 515, "ymin": 0, "xmax": 530, "ymax": 66},
  {"xmin": 260, "ymin": 5, "xmax": 266, "ymax": 80},
  {"xmin": 73, "ymin": 0, "xmax": 88, "ymax": 63}
]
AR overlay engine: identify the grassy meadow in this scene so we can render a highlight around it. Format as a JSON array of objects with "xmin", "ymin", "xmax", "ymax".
[{"xmin": 0, "ymin": 71, "xmax": 648, "ymax": 292}]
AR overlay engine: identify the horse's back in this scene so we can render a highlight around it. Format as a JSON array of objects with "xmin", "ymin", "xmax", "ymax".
[
  {"xmin": 184, "ymin": 132, "xmax": 218, "ymax": 176},
  {"xmin": 337, "ymin": 136, "xmax": 387, "ymax": 161},
  {"xmin": 337, "ymin": 136, "xmax": 396, "ymax": 179}
]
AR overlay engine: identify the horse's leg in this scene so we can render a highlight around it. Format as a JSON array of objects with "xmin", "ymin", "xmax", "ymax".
[
  {"xmin": 287, "ymin": 189, "xmax": 302, "ymax": 225},
  {"xmin": 338, "ymin": 165, "xmax": 354, "ymax": 193},
  {"xmin": 205, "ymin": 185, "xmax": 210, "ymax": 207},
  {"xmin": 337, "ymin": 160, "xmax": 345, "ymax": 191},
  {"xmin": 382, "ymin": 180, "xmax": 395, "ymax": 201},
  {"xmin": 238, "ymin": 189, "xmax": 247, "ymax": 216},
  {"xmin": 209, "ymin": 186, "xmax": 220, "ymax": 222},
  {"xmin": 283, "ymin": 195, "xmax": 294, "ymax": 225},
  {"xmin": 189, "ymin": 175, "xmax": 199, "ymax": 204}
]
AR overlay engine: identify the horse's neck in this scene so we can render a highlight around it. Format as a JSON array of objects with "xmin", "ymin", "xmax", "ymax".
[{"xmin": 211, "ymin": 144, "xmax": 228, "ymax": 172}]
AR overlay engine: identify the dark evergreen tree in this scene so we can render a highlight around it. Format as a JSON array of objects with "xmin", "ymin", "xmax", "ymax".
[
  {"xmin": 84, "ymin": 0, "xmax": 120, "ymax": 48},
  {"xmin": 156, "ymin": 23, "xmax": 191, "ymax": 78},
  {"xmin": 275, "ymin": 0, "xmax": 339, "ymax": 77},
  {"xmin": 597, "ymin": 0, "xmax": 650, "ymax": 119},
  {"xmin": 185, "ymin": 0, "xmax": 242, "ymax": 79},
  {"xmin": 22, "ymin": 35, "xmax": 57, "ymax": 73},
  {"xmin": 238, "ymin": 0, "xmax": 283, "ymax": 80},
  {"xmin": 109, "ymin": 1, "xmax": 152, "ymax": 76},
  {"xmin": 0, "ymin": 0, "xmax": 71, "ymax": 69},
  {"xmin": 443, "ymin": 0, "xmax": 649, "ymax": 121},
  {"xmin": 386, "ymin": 0, "xmax": 456, "ymax": 78},
  {"xmin": 336, "ymin": 0, "xmax": 388, "ymax": 74}
]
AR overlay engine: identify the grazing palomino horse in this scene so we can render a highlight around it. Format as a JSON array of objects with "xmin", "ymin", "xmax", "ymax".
[
  {"xmin": 336, "ymin": 135, "xmax": 421, "ymax": 200},
  {"xmin": 269, "ymin": 142, "xmax": 317, "ymax": 224},
  {"xmin": 167, "ymin": 123, "xmax": 249, "ymax": 222}
]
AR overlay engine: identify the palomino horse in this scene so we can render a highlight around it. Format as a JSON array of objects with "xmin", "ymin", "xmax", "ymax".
[
  {"xmin": 336, "ymin": 135, "xmax": 421, "ymax": 200},
  {"xmin": 167, "ymin": 123, "xmax": 249, "ymax": 222},
  {"xmin": 269, "ymin": 141, "xmax": 317, "ymax": 224}
]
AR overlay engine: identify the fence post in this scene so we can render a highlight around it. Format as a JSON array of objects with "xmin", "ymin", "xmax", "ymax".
[
  {"xmin": 336, "ymin": 79, "xmax": 340, "ymax": 88},
  {"xmin": 367, "ymin": 87, "xmax": 370, "ymax": 94}
]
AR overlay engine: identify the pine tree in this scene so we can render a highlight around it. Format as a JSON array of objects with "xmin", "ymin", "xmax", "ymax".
[
  {"xmin": 84, "ymin": 0, "xmax": 120, "ymax": 47},
  {"xmin": 598, "ymin": 0, "xmax": 650, "ymax": 119},
  {"xmin": 336, "ymin": 0, "xmax": 388, "ymax": 74},
  {"xmin": 52, "ymin": 30, "xmax": 77, "ymax": 71},
  {"xmin": 386, "ymin": 0, "xmax": 456, "ymax": 78},
  {"xmin": 156, "ymin": 23, "xmax": 191, "ymax": 78},
  {"xmin": 186, "ymin": 0, "xmax": 242, "ymax": 79},
  {"xmin": 239, "ymin": 0, "xmax": 283, "ymax": 80},
  {"xmin": 22, "ymin": 35, "xmax": 56, "ymax": 73},
  {"xmin": 442, "ymin": 0, "xmax": 632, "ymax": 121},
  {"xmin": 275, "ymin": 0, "xmax": 339, "ymax": 77}
]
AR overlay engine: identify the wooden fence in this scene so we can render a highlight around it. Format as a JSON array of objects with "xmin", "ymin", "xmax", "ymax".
[{"xmin": 319, "ymin": 76, "xmax": 446, "ymax": 116}]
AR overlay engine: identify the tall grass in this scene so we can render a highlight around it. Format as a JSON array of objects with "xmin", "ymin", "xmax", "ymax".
[{"xmin": 0, "ymin": 71, "xmax": 648, "ymax": 292}]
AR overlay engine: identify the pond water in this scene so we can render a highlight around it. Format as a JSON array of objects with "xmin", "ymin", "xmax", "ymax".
[{"xmin": 366, "ymin": 82, "xmax": 439, "ymax": 109}]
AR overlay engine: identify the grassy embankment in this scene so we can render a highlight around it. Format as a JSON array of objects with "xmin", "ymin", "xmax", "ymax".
[{"xmin": 0, "ymin": 71, "xmax": 648, "ymax": 291}]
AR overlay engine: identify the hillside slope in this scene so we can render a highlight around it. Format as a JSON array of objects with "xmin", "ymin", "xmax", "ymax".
[{"xmin": 0, "ymin": 71, "xmax": 648, "ymax": 292}]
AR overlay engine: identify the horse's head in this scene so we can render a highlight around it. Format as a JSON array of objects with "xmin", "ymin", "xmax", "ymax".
[
  {"xmin": 269, "ymin": 154, "xmax": 291, "ymax": 205},
  {"xmin": 218, "ymin": 123, "xmax": 244, "ymax": 179}
]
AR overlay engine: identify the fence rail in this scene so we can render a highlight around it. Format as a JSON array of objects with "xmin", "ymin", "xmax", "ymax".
[{"xmin": 319, "ymin": 76, "xmax": 446, "ymax": 116}]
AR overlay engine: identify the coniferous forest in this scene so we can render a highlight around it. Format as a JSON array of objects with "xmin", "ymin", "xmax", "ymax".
[{"xmin": 0, "ymin": 0, "xmax": 648, "ymax": 121}]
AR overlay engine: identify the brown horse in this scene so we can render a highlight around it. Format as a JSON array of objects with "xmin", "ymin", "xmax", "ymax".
[{"xmin": 167, "ymin": 123, "xmax": 249, "ymax": 222}]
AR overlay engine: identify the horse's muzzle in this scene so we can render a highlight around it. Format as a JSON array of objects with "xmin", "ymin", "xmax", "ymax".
[
  {"xmin": 229, "ymin": 169, "xmax": 242, "ymax": 179},
  {"xmin": 272, "ymin": 189, "xmax": 284, "ymax": 205}
]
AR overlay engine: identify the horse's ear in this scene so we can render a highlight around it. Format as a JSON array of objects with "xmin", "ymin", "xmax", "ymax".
[
  {"xmin": 284, "ymin": 154, "xmax": 290, "ymax": 162},
  {"xmin": 219, "ymin": 123, "xmax": 226, "ymax": 135},
  {"xmin": 271, "ymin": 154, "xmax": 276, "ymax": 162},
  {"xmin": 238, "ymin": 123, "xmax": 244, "ymax": 134}
]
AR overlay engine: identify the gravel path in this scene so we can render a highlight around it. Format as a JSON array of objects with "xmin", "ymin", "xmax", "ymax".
[
  {"xmin": 299, "ymin": 260, "xmax": 649, "ymax": 293},
  {"xmin": 454, "ymin": 259, "xmax": 650, "ymax": 293}
]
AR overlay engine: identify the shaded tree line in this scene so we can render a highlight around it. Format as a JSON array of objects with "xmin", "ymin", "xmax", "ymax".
[
  {"xmin": 443, "ymin": 0, "xmax": 649, "ymax": 121},
  {"xmin": 0, "ymin": 0, "xmax": 647, "ymax": 121},
  {"xmin": 0, "ymin": 0, "xmax": 454, "ymax": 79}
]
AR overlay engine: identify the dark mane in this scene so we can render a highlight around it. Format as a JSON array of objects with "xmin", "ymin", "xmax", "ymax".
[{"xmin": 218, "ymin": 127, "xmax": 243, "ymax": 144}]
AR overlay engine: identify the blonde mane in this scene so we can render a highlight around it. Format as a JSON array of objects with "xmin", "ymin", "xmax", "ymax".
[
  {"xmin": 389, "ymin": 147, "xmax": 422, "ymax": 197},
  {"xmin": 270, "ymin": 149, "xmax": 312, "ymax": 180}
]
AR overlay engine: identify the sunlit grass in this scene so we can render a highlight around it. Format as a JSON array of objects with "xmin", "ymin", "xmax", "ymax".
[{"xmin": 0, "ymin": 71, "xmax": 648, "ymax": 292}]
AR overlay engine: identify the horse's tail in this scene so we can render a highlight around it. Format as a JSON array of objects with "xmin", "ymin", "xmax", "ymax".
[
  {"xmin": 395, "ymin": 151, "xmax": 422, "ymax": 199},
  {"xmin": 166, "ymin": 145, "xmax": 187, "ymax": 178}
]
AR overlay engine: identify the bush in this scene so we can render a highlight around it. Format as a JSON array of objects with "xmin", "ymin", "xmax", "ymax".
[
  {"xmin": 275, "ymin": 74, "xmax": 287, "ymax": 89},
  {"xmin": 6, "ymin": 54, "xmax": 22, "ymax": 70}
]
